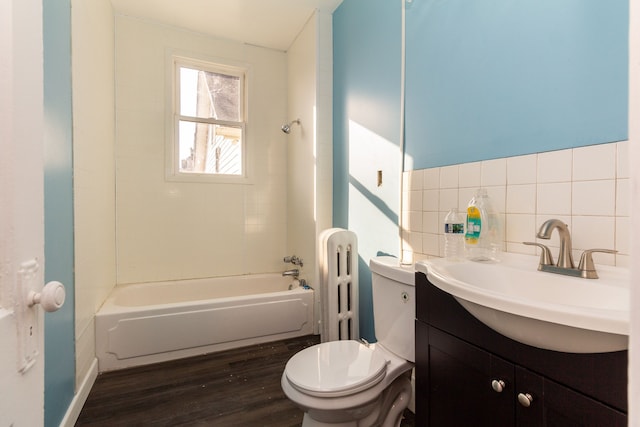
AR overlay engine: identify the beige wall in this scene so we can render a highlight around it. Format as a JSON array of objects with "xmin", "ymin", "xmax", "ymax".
[
  {"xmin": 71, "ymin": 0, "xmax": 116, "ymax": 388},
  {"xmin": 286, "ymin": 11, "xmax": 333, "ymax": 303},
  {"xmin": 115, "ymin": 16, "xmax": 289, "ymax": 284}
]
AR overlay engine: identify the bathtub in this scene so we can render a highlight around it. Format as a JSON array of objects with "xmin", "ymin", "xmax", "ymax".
[{"xmin": 95, "ymin": 274, "xmax": 314, "ymax": 372}]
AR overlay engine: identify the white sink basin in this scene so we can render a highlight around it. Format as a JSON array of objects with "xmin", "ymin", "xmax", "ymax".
[{"xmin": 416, "ymin": 252, "xmax": 629, "ymax": 353}]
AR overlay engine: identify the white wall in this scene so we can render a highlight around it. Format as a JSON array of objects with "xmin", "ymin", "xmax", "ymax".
[
  {"xmin": 403, "ymin": 141, "xmax": 630, "ymax": 268},
  {"xmin": 286, "ymin": 11, "xmax": 333, "ymax": 311},
  {"xmin": 115, "ymin": 16, "xmax": 289, "ymax": 284},
  {"xmin": 71, "ymin": 0, "xmax": 116, "ymax": 388}
]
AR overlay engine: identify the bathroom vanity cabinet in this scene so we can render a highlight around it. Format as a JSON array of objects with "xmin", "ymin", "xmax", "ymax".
[{"xmin": 415, "ymin": 271, "xmax": 627, "ymax": 426}]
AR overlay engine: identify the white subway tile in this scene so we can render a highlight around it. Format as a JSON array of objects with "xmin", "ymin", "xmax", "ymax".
[
  {"xmin": 616, "ymin": 216, "xmax": 630, "ymax": 255},
  {"xmin": 409, "ymin": 190, "xmax": 423, "ymax": 211},
  {"xmin": 403, "ymin": 210, "xmax": 423, "ymax": 233},
  {"xmin": 402, "ymin": 143, "xmax": 622, "ymax": 265},
  {"xmin": 616, "ymin": 178, "xmax": 630, "ymax": 217},
  {"xmin": 507, "ymin": 154, "xmax": 537, "ymax": 185},
  {"xmin": 440, "ymin": 165, "xmax": 459, "ymax": 189},
  {"xmin": 573, "ymin": 144, "xmax": 616, "ymax": 181},
  {"xmin": 440, "ymin": 188, "xmax": 459, "ymax": 213},
  {"xmin": 423, "ymin": 168, "xmax": 440, "ymax": 190},
  {"xmin": 571, "ymin": 215, "xmax": 615, "ymax": 251},
  {"xmin": 616, "ymin": 254, "xmax": 630, "ymax": 268},
  {"xmin": 485, "ymin": 186, "xmax": 506, "ymax": 214},
  {"xmin": 507, "ymin": 241, "xmax": 537, "ymax": 255},
  {"xmin": 537, "ymin": 182, "xmax": 571, "ymax": 215},
  {"xmin": 481, "ymin": 158, "xmax": 507, "ymax": 187},
  {"xmin": 423, "ymin": 211, "xmax": 439, "ymax": 234},
  {"xmin": 409, "ymin": 169, "xmax": 424, "ymax": 191},
  {"xmin": 572, "ymin": 180, "xmax": 615, "ymax": 216},
  {"xmin": 422, "ymin": 233, "xmax": 439, "ymax": 257},
  {"xmin": 506, "ymin": 184, "xmax": 536, "ymax": 214},
  {"xmin": 423, "ymin": 189, "xmax": 439, "ymax": 212},
  {"xmin": 506, "ymin": 214, "xmax": 536, "ymax": 244},
  {"xmin": 459, "ymin": 162, "xmax": 481, "ymax": 188},
  {"xmin": 407, "ymin": 231, "xmax": 423, "ymax": 254},
  {"xmin": 617, "ymin": 141, "xmax": 630, "ymax": 178},
  {"xmin": 537, "ymin": 149, "xmax": 572, "ymax": 183},
  {"xmin": 589, "ymin": 251, "xmax": 616, "ymax": 267}
]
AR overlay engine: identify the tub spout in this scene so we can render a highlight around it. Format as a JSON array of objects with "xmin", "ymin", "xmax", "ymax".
[{"xmin": 282, "ymin": 269, "xmax": 299, "ymax": 277}]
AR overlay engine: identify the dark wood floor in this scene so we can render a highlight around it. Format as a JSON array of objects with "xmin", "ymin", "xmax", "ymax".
[{"xmin": 76, "ymin": 335, "xmax": 415, "ymax": 427}]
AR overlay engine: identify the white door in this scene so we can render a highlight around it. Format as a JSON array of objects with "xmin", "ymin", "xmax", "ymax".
[{"xmin": 0, "ymin": 0, "xmax": 46, "ymax": 425}]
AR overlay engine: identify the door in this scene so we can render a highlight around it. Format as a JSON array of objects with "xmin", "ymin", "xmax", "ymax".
[
  {"xmin": 427, "ymin": 326, "xmax": 515, "ymax": 427},
  {"xmin": 0, "ymin": 0, "xmax": 46, "ymax": 425}
]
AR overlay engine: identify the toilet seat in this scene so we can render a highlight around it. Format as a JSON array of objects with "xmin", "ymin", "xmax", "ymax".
[{"xmin": 284, "ymin": 340, "xmax": 388, "ymax": 398}]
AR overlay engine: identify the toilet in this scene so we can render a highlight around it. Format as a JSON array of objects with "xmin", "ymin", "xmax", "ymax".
[{"xmin": 281, "ymin": 256, "xmax": 415, "ymax": 427}]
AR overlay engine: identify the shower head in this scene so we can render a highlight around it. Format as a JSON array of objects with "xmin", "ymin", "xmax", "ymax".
[{"xmin": 281, "ymin": 119, "xmax": 300, "ymax": 134}]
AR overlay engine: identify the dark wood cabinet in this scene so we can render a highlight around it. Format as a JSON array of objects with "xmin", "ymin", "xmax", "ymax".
[{"xmin": 415, "ymin": 271, "xmax": 627, "ymax": 427}]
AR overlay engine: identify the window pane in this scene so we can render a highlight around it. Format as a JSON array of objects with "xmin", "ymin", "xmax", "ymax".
[
  {"xmin": 178, "ymin": 120, "xmax": 242, "ymax": 175},
  {"xmin": 179, "ymin": 66, "xmax": 241, "ymax": 121}
]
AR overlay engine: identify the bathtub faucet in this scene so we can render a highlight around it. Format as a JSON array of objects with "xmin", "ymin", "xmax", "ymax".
[
  {"xmin": 282, "ymin": 269, "xmax": 300, "ymax": 278},
  {"xmin": 283, "ymin": 255, "xmax": 304, "ymax": 268}
]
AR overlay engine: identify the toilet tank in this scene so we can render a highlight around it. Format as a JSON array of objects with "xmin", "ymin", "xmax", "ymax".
[{"xmin": 370, "ymin": 256, "xmax": 415, "ymax": 362}]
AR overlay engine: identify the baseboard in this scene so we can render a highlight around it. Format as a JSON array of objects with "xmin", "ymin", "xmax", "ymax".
[{"xmin": 60, "ymin": 358, "xmax": 98, "ymax": 427}]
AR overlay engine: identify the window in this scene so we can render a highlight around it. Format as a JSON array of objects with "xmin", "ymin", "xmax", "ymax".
[{"xmin": 169, "ymin": 56, "xmax": 247, "ymax": 181}]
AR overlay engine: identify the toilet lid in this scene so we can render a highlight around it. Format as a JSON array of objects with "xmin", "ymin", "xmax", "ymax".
[{"xmin": 284, "ymin": 340, "xmax": 388, "ymax": 397}]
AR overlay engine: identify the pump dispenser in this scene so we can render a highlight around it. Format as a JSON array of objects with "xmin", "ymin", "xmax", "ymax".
[{"xmin": 464, "ymin": 189, "xmax": 502, "ymax": 261}]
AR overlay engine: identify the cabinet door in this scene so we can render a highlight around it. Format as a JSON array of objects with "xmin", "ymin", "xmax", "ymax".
[
  {"xmin": 428, "ymin": 327, "xmax": 514, "ymax": 427},
  {"xmin": 515, "ymin": 366, "xmax": 627, "ymax": 427}
]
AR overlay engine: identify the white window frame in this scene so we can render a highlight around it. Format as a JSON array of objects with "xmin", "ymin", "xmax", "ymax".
[{"xmin": 166, "ymin": 53, "xmax": 251, "ymax": 184}]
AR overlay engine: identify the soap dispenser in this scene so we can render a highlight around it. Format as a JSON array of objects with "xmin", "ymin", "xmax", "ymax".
[{"xmin": 464, "ymin": 188, "xmax": 502, "ymax": 261}]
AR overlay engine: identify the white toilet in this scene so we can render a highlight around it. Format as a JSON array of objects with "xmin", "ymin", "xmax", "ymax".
[{"xmin": 281, "ymin": 256, "xmax": 415, "ymax": 427}]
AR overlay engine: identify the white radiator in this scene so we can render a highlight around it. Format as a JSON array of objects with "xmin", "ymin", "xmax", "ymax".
[{"xmin": 319, "ymin": 228, "xmax": 358, "ymax": 342}]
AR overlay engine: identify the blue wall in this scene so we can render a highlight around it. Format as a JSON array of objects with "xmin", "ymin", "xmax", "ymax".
[
  {"xmin": 404, "ymin": 0, "xmax": 628, "ymax": 169},
  {"xmin": 333, "ymin": 0, "xmax": 628, "ymax": 338},
  {"xmin": 333, "ymin": 0, "xmax": 402, "ymax": 341},
  {"xmin": 43, "ymin": 1, "xmax": 76, "ymax": 425}
]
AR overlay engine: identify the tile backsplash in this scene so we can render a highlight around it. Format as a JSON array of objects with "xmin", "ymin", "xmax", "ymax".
[{"xmin": 402, "ymin": 141, "xmax": 630, "ymax": 267}]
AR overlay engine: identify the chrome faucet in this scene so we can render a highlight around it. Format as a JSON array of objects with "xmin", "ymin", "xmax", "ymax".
[
  {"xmin": 536, "ymin": 219, "xmax": 574, "ymax": 269},
  {"xmin": 282, "ymin": 269, "xmax": 300, "ymax": 278},
  {"xmin": 524, "ymin": 219, "xmax": 617, "ymax": 279}
]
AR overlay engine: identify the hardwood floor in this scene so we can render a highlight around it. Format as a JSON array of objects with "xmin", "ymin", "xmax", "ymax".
[{"xmin": 76, "ymin": 335, "xmax": 416, "ymax": 427}]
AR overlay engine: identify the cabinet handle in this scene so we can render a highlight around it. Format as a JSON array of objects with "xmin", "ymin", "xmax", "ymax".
[
  {"xmin": 517, "ymin": 392, "xmax": 533, "ymax": 407},
  {"xmin": 491, "ymin": 379, "xmax": 506, "ymax": 393}
]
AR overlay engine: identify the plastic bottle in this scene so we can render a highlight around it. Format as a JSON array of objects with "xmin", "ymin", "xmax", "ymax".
[
  {"xmin": 464, "ymin": 189, "xmax": 502, "ymax": 262},
  {"xmin": 444, "ymin": 208, "xmax": 465, "ymax": 261}
]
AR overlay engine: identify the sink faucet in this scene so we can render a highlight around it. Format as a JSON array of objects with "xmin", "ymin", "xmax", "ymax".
[
  {"xmin": 536, "ymin": 219, "xmax": 574, "ymax": 269},
  {"xmin": 524, "ymin": 219, "xmax": 617, "ymax": 279}
]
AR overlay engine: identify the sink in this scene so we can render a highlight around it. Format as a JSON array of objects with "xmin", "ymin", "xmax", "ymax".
[{"xmin": 415, "ymin": 252, "xmax": 629, "ymax": 353}]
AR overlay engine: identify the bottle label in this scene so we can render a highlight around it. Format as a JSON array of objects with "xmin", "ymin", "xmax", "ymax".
[
  {"xmin": 445, "ymin": 223, "xmax": 464, "ymax": 234},
  {"xmin": 465, "ymin": 206, "xmax": 481, "ymax": 244}
]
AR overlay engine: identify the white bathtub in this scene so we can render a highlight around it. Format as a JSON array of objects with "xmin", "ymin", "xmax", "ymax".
[{"xmin": 95, "ymin": 274, "xmax": 314, "ymax": 371}]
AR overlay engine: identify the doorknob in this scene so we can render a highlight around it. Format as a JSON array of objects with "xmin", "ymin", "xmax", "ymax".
[{"xmin": 28, "ymin": 281, "xmax": 65, "ymax": 312}]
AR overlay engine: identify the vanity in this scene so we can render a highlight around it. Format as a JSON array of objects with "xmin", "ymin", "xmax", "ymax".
[{"xmin": 414, "ymin": 254, "xmax": 629, "ymax": 426}]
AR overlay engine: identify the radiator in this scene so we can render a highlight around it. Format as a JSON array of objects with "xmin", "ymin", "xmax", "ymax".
[{"xmin": 319, "ymin": 228, "xmax": 358, "ymax": 342}]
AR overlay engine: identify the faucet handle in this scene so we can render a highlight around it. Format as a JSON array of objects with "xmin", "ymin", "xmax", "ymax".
[
  {"xmin": 523, "ymin": 242, "xmax": 554, "ymax": 268},
  {"xmin": 578, "ymin": 249, "xmax": 618, "ymax": 279},
  {"xmin": 284, "ymin": 255, "xmax": 304, "ymax": 267}
]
